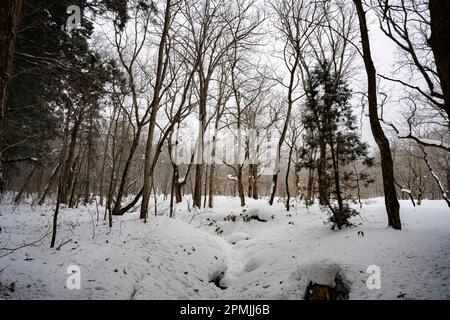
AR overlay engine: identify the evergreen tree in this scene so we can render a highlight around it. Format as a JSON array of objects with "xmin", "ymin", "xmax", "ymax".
[
  {"xmin": 3, "ymin": 0, "xmax": 94, "ymax": 172},
  {"xmin": 301, "ymin": 61, "xmax": 373, "ymax": 229}
]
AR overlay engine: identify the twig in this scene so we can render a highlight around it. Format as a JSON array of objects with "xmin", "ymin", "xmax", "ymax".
[
  {"xmin": 56, "ymin": 239, "xmax": 73, "ymax": 251},
  {"xmin": 0, "ymin": 226, "xmax": 50, "ymax": 258}
]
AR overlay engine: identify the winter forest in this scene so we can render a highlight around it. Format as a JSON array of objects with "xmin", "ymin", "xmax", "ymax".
[{"xmin": 0, "ymin": 0, "xmax": 449, "ymax": 301}]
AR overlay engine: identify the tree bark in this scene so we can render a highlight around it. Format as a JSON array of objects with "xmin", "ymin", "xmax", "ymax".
[
  {"xmin": 429, "ymin": 0, "xmax": 450, "ymax": 122},
  {"xmin": 306, "ymin": 167, "xmax": 314, "ymax": 202},
  {"xmin": 318, "ymin": 140, "xmax": 328, "ymax": 205},
  {"xmin": 38, "ymin": 162, "xmax": 61, "ymax": 205},
  {"xmin": 14, "ymin": 163, "xmax": 37, "ymax": 203},
  {"xmin": 112, "ymin": 130, "xmax": 141, "ymax": 215},
  {"xmin": 237, "ymin": 166, "xmax": 245, "ymax": 207},
  {"xmin": 208, "ymin": 163, "xmax": 215, "ymax": 208},
  {"xmin": 285, "ymin": 143, "xmax": 294, "ymax": 211},
  {"xmin": 140, "ymin": 0, "xmax": 172, "ymax": 219},
  {"xmin": 84, "ymin": 107, "xmax": 94, "ymax": 204},
  {"xmin": 353, "ymin": 0, "xmax": 401, "ymax": 229},
  {"xmin": 269, "ymin": 56, "xmax": 299, "ymax": 205}
]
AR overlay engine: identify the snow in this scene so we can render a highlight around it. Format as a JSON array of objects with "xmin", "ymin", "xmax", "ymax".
[
  {"xmin": 430, "ymin": 171, "xmax": 448, "ymax": 198},
  {"xmin": 1, "ymin": 194, "xmax": 450, "ymax": 300},
  {"xmin": 401, "ymin": 188, "xmax": 412, "ymax": 194},
  {"xmin": 410, "ymin": 138, "xmax": 450, "ymax": 151},
  {"xmin": 224, "ymin": 233, "xmax": 250, "ymax": 245}
]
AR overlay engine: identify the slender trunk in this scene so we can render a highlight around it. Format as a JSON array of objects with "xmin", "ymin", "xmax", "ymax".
[
  {"xmin": 14, "ymin": 164, "xmax": 37, "ymax": 203},
  {"xmin": 208, "ymin": 163, "xmax": 215, "ymax": 208},
  {"xmin": 422, "ymin": 147, "xmax": 450, "ymax": 207},
  {"xmin": 269, "ymin": 57, "xmax": 299, "ymax": 205},
  {"xmin": 141, "ymin": 0, "xmax": 172, "ymax": 218},
  {"xmin": 112, "ymin": 131, "xmax": 141, "ymax": 215},
  {"xmin": 38, "ymin": 163, "xmax": 61, "ymax": 205},
  {"xmin": 318, "ymin": 140, "xmax": 328, "ymax": 205},
  {"xmin": 50, "ymin": 192, "xmax": 61, "ymax": 248},
  {"xmin": 208, "ymin": 119, "xmax": 221, "ymax": 208},
  {"xmin": 294, "ymin": 168, "xmax": 300, "ymax": 199},
  {"xmin": 248, "ymin": 164, "xmax": 253, "ymax": 197},
  {"xmin": 446, "ymin": 162, "xmax": 450, "ymax": 196},
  {"xmin": 98, "ymin": 123, "xmax": 111, "ymax": 206},
  {"xmin": 60, "ymin": 114, "xmax": 83, "ymax": 204},
  {"xmin": 353, "ymin": 165, "xmax": 363, "ymax": 209},
  {"xmin": 329, "ymin": 134, "xmax": 343, "ymax": 212},
  {"xmin": 306, "ymin": 167, "xmax": 314, "ymax": 202},
  {"xmin": 285, "ymin": 144, "xmax": 294, "ymax": 211},
  {"xmin": 169, "ymin": 167, "xmax": 175, "ymax": 218},
  {"xmin": 84, "ymin": 107, "xmax": 94, "ymax": 204},
  {"xmin": 203, "ymin": 164, "xmax": 208, "ymax": 208},
  {"xmin": 252, "ymin": 164, "xmax": 258, "ymax": 199},
  {"xmin": 237, "ymin": 166, "xmax": 245, "ymax": 207},
  {"xmin": 175, "ymin": 182, "xmax": 182, "ymax": 203},
  {"xmin": 193, "ymin": 98, "xmax": 206, "ymax": 208},
  {"xmin": 354, "ymin": 0, "xmax": 401, "ymax": 229}
]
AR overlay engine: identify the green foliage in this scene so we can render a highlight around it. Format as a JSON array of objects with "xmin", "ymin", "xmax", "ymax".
[
  {"xmin": 4, "ymin": 0, "xmax": 124, "ymax": 182},
  {"xmin": 300, "ymin": 60, "xmax": 373, "ymax": 228},
  {"xmin": 328, "ymin": 203, "xmax": 359, "ymax": 230}
]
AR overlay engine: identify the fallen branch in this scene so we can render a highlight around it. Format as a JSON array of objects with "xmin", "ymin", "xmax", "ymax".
[
  {"xmin": 0, "ymin": 226, "xmax": 50, "ymax": 258},
  {"xmin": 56, "ymin": 239, "xmax": 73, "ymax": 251}
]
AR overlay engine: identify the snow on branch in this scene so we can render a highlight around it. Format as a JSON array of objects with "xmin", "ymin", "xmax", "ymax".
[
  {"xmin": 380, "ymin": 119, "xmax": 450, "ymax": 152},
  {"xmin": 420, "ymin": 147, "xmax": 450, "ymax": 207}
]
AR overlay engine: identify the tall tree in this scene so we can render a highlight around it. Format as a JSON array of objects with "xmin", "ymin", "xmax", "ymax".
[
  {"xmin": 429, "ymin": 0, "xmax": 450, "ymax": 121},
  {"xmin": 140, "ymin": 0, "xmax": 173, "ymax": 219},
  {"xmin": 353, "ymin": 0, "xmax": 401, "ymax": 230}
]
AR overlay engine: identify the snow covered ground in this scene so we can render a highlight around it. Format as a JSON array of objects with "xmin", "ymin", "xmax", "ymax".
[{"xmin": 0, "ymin": 194, "xmax": 449, "ymax": 300}]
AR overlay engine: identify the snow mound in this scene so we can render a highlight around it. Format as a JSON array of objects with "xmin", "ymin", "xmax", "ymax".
[
  {"xmin": 241, "ymin": 208, "xmax": 273, "ymax": 222},
  {"xmin": 243, "ymin": 257, "xmax": 262, "ymax": 273},
  {"xmin": 289, "ymin": 261, "xmax": 350, "ymax": 292},
  {"xmin": 225, "ymin": 233, "xmax": 250, "ymax": 245}
]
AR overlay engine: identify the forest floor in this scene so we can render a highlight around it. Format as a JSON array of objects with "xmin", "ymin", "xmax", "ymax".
[{"xmin": 0, "ymin": 194, "xmax": 449, "ymax": 300}]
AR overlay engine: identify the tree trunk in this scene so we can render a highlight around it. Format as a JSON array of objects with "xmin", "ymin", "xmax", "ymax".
[
  {"xmin": 353, "ymin": 0, "xmax": 401, "ymax": 230},
  {"xmin": 252, "ymin": 164, "xmax": 258, "ymax": 199},
  {"xmin": 285, "ymin": 144, "xmax": 294, "ymax": 211},
  {"xmin": 306, "ymin": 167, "xmax": 314, "ymax": 202},
  {"xmin": 84, "ymin": 107, "xmax": 94, "ymax": 204},
  {"xmin": 0, "ymin": 0, "xmax": 23, "ymax": 193},
  {"xmin": 14, "ymin": 163, "xmax": 37, "ymax": 203},
  {"xmin": 269, "ymin": 56, "xmax": 299, "ymax": 205},
  {"xmin": 169, "ymin": 167, "xmax": 175, "ymax": 218},
  {"xmin": 318, "ymin": 140, "xmax": 328, "ymax": 205},
  {"xmin": 208, "ymin": 163, "xmax": 215, "ymax": 208},
  {"xmin": 112, "ymin": 132, "xmax": 141, "ymax": 215},
  {"xmin": 193, "ymin": 92, "xmax": 206, "ymax": 208},
  {"xmin": 38, "ymin": 163, "xmax": 61, "ymax": 205},
  {"xmin": 141, "ymin": 0, "xmax": 172, "ymax": 219},
  {"xmin": 429, "ymin": 0, "xmax": 450, "ymax": 123},
  {"xmin": 60, "ymin": 114, "xmax": 83, "ymax": 204},
  {"xmin": 329, "ymin": 133, "xmax": 344, "ymax": 224},
  {"xmin": 237, "ymin": 166, "xmax": 245, "ymax": 207}
]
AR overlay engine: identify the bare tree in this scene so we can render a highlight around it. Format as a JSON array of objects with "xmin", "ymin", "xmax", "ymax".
[
  {"xmin": 353, "ymin": 0, "xmax": 401, "ymax": 230},
  {"xmin": 141, "ymin": 0, "xmax": 175, "ymax": 219}
]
